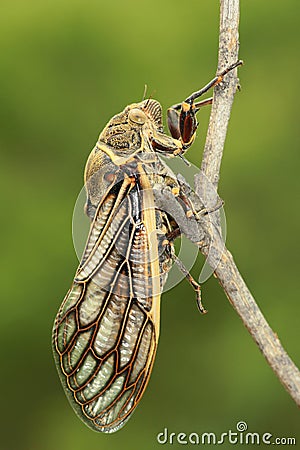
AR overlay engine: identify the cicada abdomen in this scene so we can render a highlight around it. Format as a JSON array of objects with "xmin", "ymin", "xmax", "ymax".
[{"xmin": 53, "ymin": 173, "xmax": 163, "ymax": 433}]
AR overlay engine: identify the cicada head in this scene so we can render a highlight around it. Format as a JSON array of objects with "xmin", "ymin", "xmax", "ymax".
[{"xmin": 140, "ymin": 98, "xmax": 163, "ymax": 131}]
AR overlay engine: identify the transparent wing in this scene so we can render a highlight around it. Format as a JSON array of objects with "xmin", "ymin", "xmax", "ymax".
[{"xmin": 52, "ymin": 175, "xmax": 161, "ymax": 433}]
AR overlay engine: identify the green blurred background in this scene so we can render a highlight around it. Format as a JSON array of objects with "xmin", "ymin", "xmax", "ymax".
[{"xmin": 1, "ymin": 1, "xmax": 299, "ymax": 449}]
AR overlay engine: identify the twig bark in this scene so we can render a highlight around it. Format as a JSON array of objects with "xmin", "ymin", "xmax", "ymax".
[{"xmin": 195, "ymin": 0, "xmax": 300, "ymax": 406}]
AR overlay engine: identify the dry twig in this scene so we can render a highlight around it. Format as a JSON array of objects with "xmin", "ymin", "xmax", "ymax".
[{"xmin": 195, "ymin": 0, "xmax": 300, "ymax": 406}]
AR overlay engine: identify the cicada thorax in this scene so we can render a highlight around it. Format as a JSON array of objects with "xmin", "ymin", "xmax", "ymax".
[{"xmin": 97, "ymin": 103, "xmax": 148, "ymax": 156}]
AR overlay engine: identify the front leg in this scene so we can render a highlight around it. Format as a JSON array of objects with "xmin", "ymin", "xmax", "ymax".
[
  {"xmin": 167, "ymin": 97, "xmax": 213, "ymax": 150},
  {"xmin": 167, "ymin": 60, "xmax": 243, "ymax": 152}
]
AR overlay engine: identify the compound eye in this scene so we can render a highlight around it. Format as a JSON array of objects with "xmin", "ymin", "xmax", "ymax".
[{"xmin": 128, "ymin": 108, "xmax": 147, "ymax": 124}]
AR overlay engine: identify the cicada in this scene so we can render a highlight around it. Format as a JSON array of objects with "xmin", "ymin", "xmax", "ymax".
[{"xmin": 52, "ymin": 61, "xmax": 242, "ymax": 433}]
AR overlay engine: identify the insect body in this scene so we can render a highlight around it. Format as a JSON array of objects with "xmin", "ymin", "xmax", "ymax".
[{"xmin": 52, "ymin": 61, "xmax": 242, "ymax": 433}]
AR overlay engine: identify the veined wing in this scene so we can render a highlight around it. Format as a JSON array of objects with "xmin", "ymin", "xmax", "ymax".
[{"xmin": 52, "ymin": 172, "xmax": 161, "ymax": 433}]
